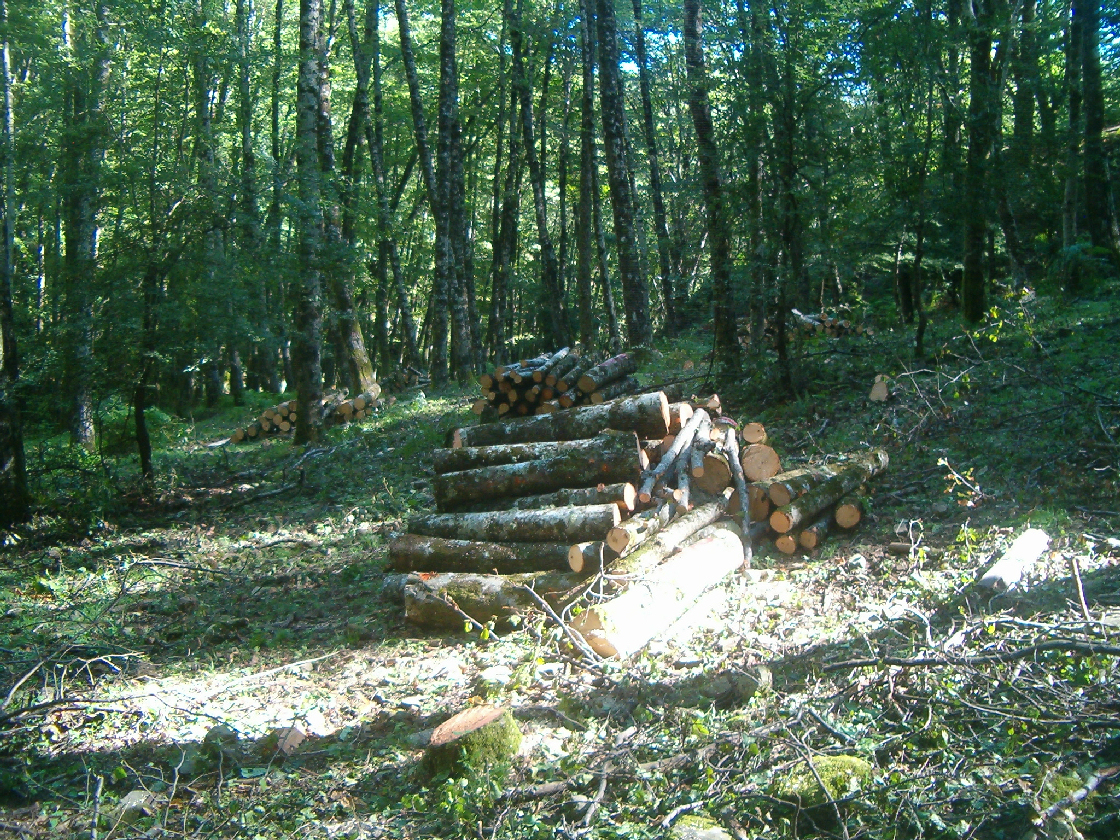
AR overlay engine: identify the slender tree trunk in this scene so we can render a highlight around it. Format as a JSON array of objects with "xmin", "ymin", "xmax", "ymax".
[
  {"xmin": 631, "ymin": 0, "xmax": 677, "ymax": 336},
  {"xmin": 575, "ymin": 0, "xmax": 596, "ymax": 349},
  {"xmin": 62, "ymin": 4, "xmax": 110, "ymax": 447},
  {"xmin": 683, "ymin": 0, "xmax": 741, "ymax": 377},
  {"xmin": 595, "ymin": 0, "xmax": 651, "ymax": 347},
  {"xmin": 488, "ymin": 53, "xmax": 524, "ymax": 364},
  {"xmin": 0, "ymin": 0, "xmax": 29, "ymax": 524},
  {"xmin": 509, "ymin": 0, "xmax": 567, "ymax": 350},
  {"xmin": 1011, "ymin": 0, "xmax": 1037, "ymax": 170},
  {"xmin": 737, "ymin": 0, "xmax": 766, "ymax": 352},
  {"xmin": 1079, "ymin": 0, "xmax": 1114, "ymax": 258},
  {"xmin": 1062, "ymin": 0, "xmax": 1082, "ymax": 258},
  {"xmin": 592, "ymin": 138, "xmax": 622, "ymax": 353},
  {"xmin": 396, "ymin": 0, "xmax": 453, "ymax": 386},
  {"xmin": 439, "ymin": 0, "xmax": 474, "ymax": 382},
  {"xmin": 293, "ymin": 0, "xmax": 326, "ymax": 442},
  {"xmin": 942, "ymin": 0, "xmax": 964, "ymax": 247},
  {"xmin": 962, "ymin": 0, "xmax": 995, "ymax": 322}
]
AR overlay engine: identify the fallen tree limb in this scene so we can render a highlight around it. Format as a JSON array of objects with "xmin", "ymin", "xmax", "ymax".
[{"xmin": 822, "ymin": 639, "xmax": 1120, "ymax": 672}]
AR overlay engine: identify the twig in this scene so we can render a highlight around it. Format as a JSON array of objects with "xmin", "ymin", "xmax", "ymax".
[
  {"xmin": 823, "ymin": 639, "xmax": 1120, "ymax": 671},
  {"xmin": 659, "ymin": 800, "xmax": 704, "ymax": 829},
  {"xmin": 805, "ymin": 706, "xmax": 857, "ymax": 746},
  {"xmin": 2, "ymin": 661, "xmax": 43, "ymax": 709},
  {"xmin": 581, "ymin": 772, "xmax": 609, "ymax": 828},
  {"xmin": 439, "ymin": 594, "xmax": 497, "ymax": 638},
  {"xmin": 1070, "ymin": 555, "xmax": 1093, "ymax": 624},
  {"xmin": 91, "ymin": 774, "xmax": 103, "ymax": 840},
  {"xmin": 129, "ymin": 559, "xmax": 227, "ymax": 576},
  {"xmin": 1022, "ymin": 765, "xmax": 1120, "ymax": 840},
  {"xmin": 0, "ymin": 821, "xmax": 31, "ymax": 837},
  {"xmin": 517, "ymin": 584, "xmax": 603, "ymax": 667},
  {"xmin": 222, "ymin": 482, "xmax": 301, "ymax": 510}
]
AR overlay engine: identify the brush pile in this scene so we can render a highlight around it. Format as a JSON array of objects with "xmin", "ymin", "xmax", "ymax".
[
  {"xmin": 472, "ymin": 348, "xmax": 642, "ymax": 420},
  {"xmin": 390, "ymin": 381, "xmax": 889, "ymax": 660},
  {"xmin": 230, "ymin": 387, "xmax": 385, "ymax": 443}
]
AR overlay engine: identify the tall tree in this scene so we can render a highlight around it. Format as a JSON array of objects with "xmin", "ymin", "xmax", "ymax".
[
  {"xmin": 293, "ymin": 0, "xmax": 326, "ymax": 442},
  {"xmin": 0, "ymin": 0, "xmax": 28, "ymax": 525},
  {"xmin": 1079, "ymin": 0, "xmax": 1115, "ymax": 260},
  {"xmin": 575, "ymin": 0, "xmax": 596, "ymax": 349},
  {"xmin": 683, "ymin": 0, "xmax": 740, "ymax": 375},
  {"xmin": 508, "ymin": 0, "xmax": 568, "ymax": 350},
  {"xmin": 631, "ymin": 0, "xmax": 678, "ymax": 335},
  {"xmin": 594, "ymin": 0, "xmax": 651, "ymax": 347}
]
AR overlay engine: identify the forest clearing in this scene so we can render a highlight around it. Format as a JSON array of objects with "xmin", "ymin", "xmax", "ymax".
[{"xmin": 1, "ymin": 0, "xmax": 1119, "ymax": 836}]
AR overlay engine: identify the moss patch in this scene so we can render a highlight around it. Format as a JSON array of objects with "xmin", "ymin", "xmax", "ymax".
[{"xmin": 775, "ymin": 754, "xmax": 873, "ymax": 807}]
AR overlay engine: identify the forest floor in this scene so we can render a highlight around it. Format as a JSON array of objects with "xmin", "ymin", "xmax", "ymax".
[{"xmin": 1, "ymin": 284, "xmax": 1119, "ymax": 840}]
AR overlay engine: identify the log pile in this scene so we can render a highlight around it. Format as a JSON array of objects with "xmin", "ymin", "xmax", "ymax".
[
  {"xmin": 231, "ymin": 386, "xmax": 386, "ymax": 443},
  {"xmin": 472, "ymin": 348, "xmax": 643, "ymax": 419},
  {"xmin": 390, "ymin": 389, "xmax": 889, "ymax": 658},
  {"xmin": 737, "ymin": 310, "xmax": 875, "ymax": 347}
]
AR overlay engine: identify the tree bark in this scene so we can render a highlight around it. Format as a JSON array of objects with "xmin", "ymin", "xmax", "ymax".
[
  {"xmin": 0, "ymin": 0, "xmax": 29, "ymax": 525},
  {"xmin": 293, "ymin": 0, "xmax": 326, "ymax": 442},
  {"xmin": 577, "ymin": 352, "xmax": 638, "ymax": 393},
  {"xmin": 451, "ymin": 391, "xmax": 670, "ymax": 448},
  {"xmin": 683, "ymin": 0, "xmax": 741, "ymax": 375},
  {"xmin": 433, "ymin": 432, "xmax": 644, "ymax": 511},
  {"xmin": 631, "ymin": 0, "xmax": 677, "ymax": 335},
  {"xmin": 433, "ymin": 433, "xmax": 636, "ymax": 476},
  {"xmin": 455, "ymin": 482, "xmax": 637, "ymax": 514},
  {"xmin": 508, "ymin": 0, "xmax": 567, "ymax": 350},
  {"xmin": 1079, "ymin": 0, "xmax": 1115, "ymax": 259},
  {"xmin": 409, "ymin": 503, "xmax": 623, "ymax": 543},
  {"xmin": 595, "ymin": 0, "xmax": 651, "ymax": 347},
  {"xmin": 769, "ymin": 449, "xmax": 888, "ymax": 533},
  {"xmin": 403, "ymin": 570, "xmax": 581, "ymax": 629},
  {"xmin": 389, "ymin": 535, "xmax": 572, "ymax": 574},
  {"xmin": 962, "ymin": 0, "xmax": 995, "ymax": 322},
  {"xmin": 576, "ymin": 0, "xmax": 596, "ymax": 350}
]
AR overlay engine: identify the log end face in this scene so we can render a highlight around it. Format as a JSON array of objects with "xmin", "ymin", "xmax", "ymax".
[{"xmin": 770, "ymin": 509, "xmax": 793, "ymax": 534}]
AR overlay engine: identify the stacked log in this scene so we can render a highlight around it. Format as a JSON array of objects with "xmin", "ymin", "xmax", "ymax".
[
  {"xmin": 790, "ymin": 309, "xmax": 875, "ymax": 338},
  {"xmin": 393, "ymin": 394, "xmax": 889, "ymax": 656},
  {"xmin": 231, "ymin": 386, "xmax": 386, "ymax": 443},
  {"xmin": 472, "ymin": 348, "xmax": 644, "ymax": 419}
]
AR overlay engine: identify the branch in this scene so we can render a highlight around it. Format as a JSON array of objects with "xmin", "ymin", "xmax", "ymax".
[{"xmin": 823, "ymin": 639, "xmax": 1120, "ymax": 672}]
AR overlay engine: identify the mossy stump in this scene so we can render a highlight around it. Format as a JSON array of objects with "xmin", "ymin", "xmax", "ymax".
[
  {"xmin": 669, "ymin": 814, "xmax": 732, "ymax": 840},
  {"xmin": 422, "ymin": 705, "xmax": 522, "ymax": 778},
  {"xmin": 774, "ymin": 754, "xmax": 872, "ymax": 815}
]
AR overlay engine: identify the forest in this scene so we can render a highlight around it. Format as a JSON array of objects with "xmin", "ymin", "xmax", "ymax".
[{"xmin": 0, "ymin": 0, "xmax": 1119, "ymax": 837}]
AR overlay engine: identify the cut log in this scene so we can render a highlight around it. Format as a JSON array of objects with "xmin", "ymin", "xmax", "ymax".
[
  {"xmin": 741, "ymin": 422, "xmax": 768, "ymax": 445},
  {"xmin": 605, "ymin": 495, "xmax": 730, "ymax": 578},
  {"xmin": 568, "ymin": 540, "xmax": 606, "ymax": 574},
  {"xmin": 545, "ymin": 351, "xmax": 580, "ymax": 387},
  {"xmin": 534, "ymin": 347, "xmax": 572, "ymax": 382},
  {"xmin": 798, "ymin": 513, "xmax": 832, "ymax": 550},
  {"xmin": 667, "ymin": 402, "xmax": 694, "ymax": 435},
  {"xmin": 741, "ymin": 444, "xmax": 782, "ymax": 482},
  {"xmin": 775, "ymin": 533, "xmax": 799, "ymax": 555},
  {"xmin": 769, "ymin": 449, "xmax": 889, "ymax": 534},
  {"xmin": 451, "ymin": 392, "xmax": 670, "ymax": 449},
  {"xmin": 590, "ymin": 376, "xmax": 641, "ymax": 404},
  {"xmin": 578, "ymin": 352, "xmax": 638, "ymax": 394},
  {"xmin": 748, "ymin": 492, "xmax": 771, "ymax": 523},
  {"xmin": 408, "ymin": 503, "xmax": 622, "ymax": 544},
  {"xmin": 834, "ymin": 494, "xmax": 863, "ymax": 528},
  {"xmin": 433, "ymin": 435, "xmax": 637, "ymax": 476},
  {"xmin": 978, "ymin": 528, "xmax": 1050, "ymax": 592},
  {"xmin": 432, "ymin": 432, "xmax": 643, "ymax": 511},
  {"xmin": 722, "ymin": 426, "xmax": 752, "ymax": 540},
  {"xmin": 675, "ymin": 449, "xmax": 691, "ymax": 513},
  {"xmin": 688, "ymin": 412, "xmax": 712, "ymax": 472},
  {"xmin": 640, "ymin": 439, "xmax": 662, "ymax": 470},
  {"xmin": 570, "ymin": 528, "xmax": 745, "ymax": 658},
  {"xmin": 404, "ymin": 570, "xmax": 580, "ymax": 629},
  {"xmin": 556, "ymin": 353, "xmax": 601, "ymax": 393},
  {"xmin": 766, "ymin": 466, "xmax": 840, "ymax": 507},
  {"xmin": 457, "ymin": 482, "xmax": 637, "ymax": 514},
  {"xmin": 638, "ymin": 408, "xmax": 710, "ymax": 503},
  {"xmin": 605, "ymin": 501, "xmax": 674, "ymax": 556},
  {"xmin": 423, "ymin": 706, "xmax": 522, "ymax": 777},
  {"xmin": 389, "ymin": 535, "xmax": 572, "ymax": 574},
  {"xmin": 694, "ymin": 449, "xmax": 732, "ymax": 495}
]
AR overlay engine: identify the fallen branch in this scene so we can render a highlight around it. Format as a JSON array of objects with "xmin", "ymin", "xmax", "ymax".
[
  {"xmin": 1022, "ymin": 764, "xmax": 1120, "ymax": 840},
  {"xmin": 823, "ymin": 639, "xmax": 1120, "ymax": 672},
  {"xmin": 517, "ymin": 584, "xmax": 603, "ymax": 667}
]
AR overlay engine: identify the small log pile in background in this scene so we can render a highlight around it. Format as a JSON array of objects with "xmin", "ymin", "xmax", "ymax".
[
  {"xmin": 231, "ymin": 386, "xmax": 387, "ymax": 444},
  {"xmin": 737, "ymin": 309, "xmax": 876, "ymax": 348},
  {"xmin": 382, "ymin": 366, "xmax": 431, "ymax": 392},
  {"xmin": 472, "ymin": 347, "xmax": 643, "ymax": 420},
  {"xmin": 389, "ymin": 379, "xmax": 890, "ymax": 659}
]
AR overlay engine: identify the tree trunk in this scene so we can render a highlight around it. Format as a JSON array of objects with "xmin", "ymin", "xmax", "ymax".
[
  {"xmin": 451, "ymin": 391, "xmax": 670, "ymax": 448},
  {"xmin": 455, "ymin": 482, "xmax": 637, "ymax": 514},
  {"xmin": 403, "ymin": 570, "xmax": 581, "ymax": 629},
  {"xmin": 1063, "ymin": 0, "xmax": 1083, "ymax": 261},
  {"xmin": 389, "ymin": 535, "xmax": 572, "ymax": 574},
  {"xmin": 683, "ymin": 0, "xmax": 740, "ymax": 376},
  {"xmin": 631, "ymin": 0, "xmax": 677, "ymax": 335},
  {"xmin": 962, "ymin": 0, "xmax": 995, "ymax": 323},
  {"xmin": 433, "ymin": 432, "xmax": 644, "ymax": 511},
  {"xmin": 0, "ymin": 0, "xmax": 29, "ymax": 525},
  {"xmin": 396, "ymin": 0, "xmax": 453, "ymax": 385},
  {"xmin": 433, "ymin": 432, "xmax": 637, "ymax": 475},
  {"xmin": 409, "ymin": 503, "xmax": 623, "ymax": 543},
  {"xmin": 571, "ymin": 527, "xmax": 744, "ymax": 658},
  {"xmin": 1079, "ymin": 0, "xmax": 1115, "ymax": 258},
  {"xmin": 293, "ymin": 0, "xmax": 326, "ymax": 443},
  {"xmin": 576, "ymin": 0, "xmax": 596, "ymax": 350},
  {"xmin": 595, "ymin": 0, "xmax": 651, "ymax": 348},
  {"xmin": 508, "ymin": 0, "xmax": 567, "ymax": 350}
]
